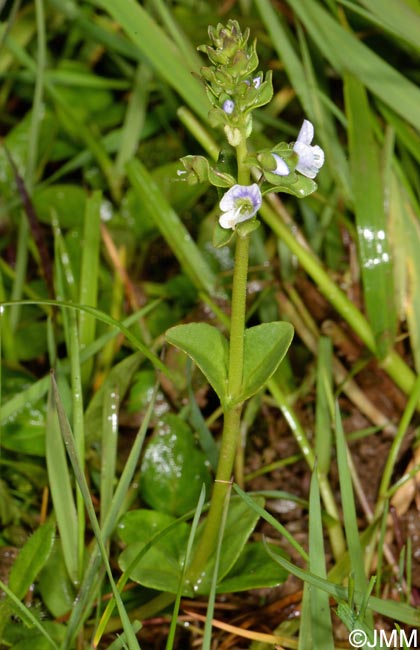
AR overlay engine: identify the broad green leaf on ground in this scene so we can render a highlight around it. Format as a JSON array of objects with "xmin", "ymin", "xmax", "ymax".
[
  {"xmin": 139, "ymin": 414, "xmax": 212, "ymax": 516},
  {"xmin": 0, "ymin": 621, "xmax": 65, "ymax": 650},
  {"xmin": 33, "ymin": 185, "xmax": 87, "ymax": 227},
  {"xmin": 1, "ymin": 407, "xmax": 46, "ymax": 456},
  {"xmin": 344, "ymin": 73, "xmax": 395, "ymax": 358},
  {"xmin": 193, "ymin": 496, "xmax": 265, "ymax": 596},
  {"xmin": 235, "ymin": 322, "xmax": 294, "ymax": 404},
  {"xmin": 38, "ymin": 541, "xmax": 76, "ymax": 618},
  {"xmin": 166, "ymin": 323, "xmax": 229, "ymax": 407},
  {"xmin": 118, "ymin": 510, "xmax": 191, "ymax": 594},
  {"xmin": 217, "ymin": 542, "xmax": 288, "ymax": 593},
  {"xmin": 8, "ymin": 518, "xmax": 55, "ymax": 599},
  {"xmin": 119, "ymin": 497, "xmax": 264, "ymax": 597}
]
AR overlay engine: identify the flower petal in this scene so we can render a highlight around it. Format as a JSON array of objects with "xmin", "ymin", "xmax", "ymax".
[
  {"xmin": 219, "ymin": 208, "xmax": 238, "ymax": 229},
  {"xmin": 296, "ymin": 119, "xmax": 314, "ymax": 145},
  {"xmin": 294, "ymin": 142, "xmax": 324, "ymax": 179},
  {"xmin": 271, "ymin": 154, "xmax": 290, "ymax": 176}
]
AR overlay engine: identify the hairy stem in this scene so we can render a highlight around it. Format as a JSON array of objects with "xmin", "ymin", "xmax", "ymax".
[{"xmin": 186, "ymin": 134, "xmax": 251, "ymax": 585}]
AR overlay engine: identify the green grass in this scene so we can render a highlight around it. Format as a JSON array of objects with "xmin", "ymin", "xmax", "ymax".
[{"xmin": 1, "ymin": 1, "xmax": 420, "ymax": 648}]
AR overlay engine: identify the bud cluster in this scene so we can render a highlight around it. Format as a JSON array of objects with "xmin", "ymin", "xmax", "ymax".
[{"xmin": 197, "ymin": 20, "xmax": 273, "ymax": 146}]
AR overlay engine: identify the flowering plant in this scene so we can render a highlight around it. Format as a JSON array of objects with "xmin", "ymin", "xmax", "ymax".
[{"xmin": 167, "ymin": 20, "xmax": 324, "ymax": 590}]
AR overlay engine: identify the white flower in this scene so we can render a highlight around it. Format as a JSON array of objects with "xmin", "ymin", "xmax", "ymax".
[
  {"xmin": 293, "ymin": 119, "xmax": 324, "ymax": 179},
  {"xmin": 271, "ymin": 153, "xmax": 289, "ymax": 176},
  {"xmin": 219, "ymin": 183, "xmax": 262, "ymax": 230}
]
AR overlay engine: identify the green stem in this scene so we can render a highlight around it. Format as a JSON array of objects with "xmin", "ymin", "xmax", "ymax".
[{"xmin": 186, "ymin": 134, "xmax": 251, "ymax": 584}]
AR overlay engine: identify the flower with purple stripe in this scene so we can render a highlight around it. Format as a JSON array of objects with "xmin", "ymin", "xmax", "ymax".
[{"xmin": 219, "ymin": 183, "xmax": 262, "ymax": 230}]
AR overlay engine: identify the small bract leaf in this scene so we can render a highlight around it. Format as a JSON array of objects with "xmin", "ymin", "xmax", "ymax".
[
  {"xmin": 262, "ymin": 175, "xmax": 317, "ymax": 198},
  {"xmin": 213, "ymin": 221, "xmax": 236, "ymax": 248},
  {"xmin": 208, "ymin": 166, "xmax": 236, "ymax": 188},
  {"xmin": 166, "ymin": 323, "xmax": 229, "ymax": 406},
  {"xmin": 235, "ymin": 322, "xmax": 294, "ymax": 403}
]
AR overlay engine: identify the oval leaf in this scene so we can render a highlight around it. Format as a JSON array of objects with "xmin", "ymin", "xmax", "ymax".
[
  {"xmin": 235, "ymin": 322, "xmax": 294, "ymax": 404},
  {"xmin": 118, "ymin": 510, "xmax": 190, "ymax": 594},
  {"xmin": 217, "ymin": 542, "xmax": 288, "ymax": 593},
  {"xmin": 139, "ymin": 414, "xmax": 212, "ymax": 517},
  {"xmin": 192, "ymin": 496, "xmax": 265, "ymax": 595},
  {"xmin": 166, "ymin": 323, "xmax": 229, "ymax": 406}
]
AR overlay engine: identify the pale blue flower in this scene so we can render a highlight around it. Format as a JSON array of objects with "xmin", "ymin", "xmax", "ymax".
[
  {"xmin": 219, "ymin": 183, "xmax": 262, "ymax": 229},
  {"xmin": 271, "ymin": 153, "xmax": 289, "ymax": 176},
  {"xmin": 223, "ymin": 99, "xmax": 235, "ymax": 114},
  {"xmin": 293, "ymin": 119, "xmax": 324, "ymax": 179}
]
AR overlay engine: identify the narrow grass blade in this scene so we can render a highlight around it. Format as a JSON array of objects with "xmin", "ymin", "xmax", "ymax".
[
  {"xmin": 344, "ymin": 73, "xmax": 395, "ymax": 358},
  {"xmin": 152, "ymin": 0, "xmax": 203, "ymax": 75},
  {"xmin": 315, "ymin": 336, "xmax": 333, "ymax": 476},
  {"xmin": 389, "ymin": 175, "xmax": 420, "ymax": 374},
  {"xmin": 79, "ymin": 190, "xmax": 101, "ymax": 385},
  {"xmin": 87, "ymin": 0, "xmax": 209, "ymax": 122},
  {"xmin": 51, "ymin": 373, "xmax": 141, "ymax": 650},
  {"xmin": 298, "ymin": 583, "xmax": 312, "ymax": 650},
  {"xmin": 357, "ymin": 0, "xmax": 420, "ymax": 51},
  {"xmin": 268, "ymin": 377, "xmax": 346, "ymax": 559},
  {"xmin": 202, "ymin": 485, "xmax": 231, "ymax": 650},
  {"xmin": 233, "ymin": 484, "xmax": 308, "ymax": 561},
  {"xmin": 127, "ymin": 159, "xmax": 218, "ymax": 297},
  {"xmin": 66, "ymin": 307, "xmax": 86, "ymax": 578},
  {"xmin": 308, "ymin": 469, "xmax": 334, "ymax": 650},
  {"xmin": 255, "ymin": 0, "xmax": 351, "ymax": 198},
  {"xmin": 4, "ymin": 33, "xmax": 120, "ymax": 201},
  {"xmin": 260, "ymin": 201, "xmax": 416, "ymax": 399},
  {"xmin": 263, "ymin": 543, "xmax": 420, "ymax": 626},
  {"xmin": 115, "ymin": 63, "xmax": 151, "ymax": 178},
  {"xmin": 286, "ymin": 0, "xmax": 420, "ymax": 132},
  {"xmin": 66, "ymin": 382, "xmax": 159, "ymax": 648},
  {"xmin": 27, "ymin": 0, "xmax": 45, "ymax": 190},
  {"xmin": 334, "ymin": 402, "xmax": 371, "ymax": 626},
  {"xmin": 0, "ymin": 299, "xmax": 169, "ymax": 375},
  {"xmin": 166, "ymin": 486, "xmax": 206, "ymax": 650},
  {"xmin": 46, "ymin": 384, "xmax": 79, "ymax": 584},
  {"xmin": 100, "ymin": 387, "xmax": 119, "ymax": 527}
]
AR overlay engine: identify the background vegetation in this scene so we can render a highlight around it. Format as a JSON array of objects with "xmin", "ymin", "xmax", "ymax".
[{"xmin": 0, "ymin": 0, "xmax": 420, "ymax": 648}]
